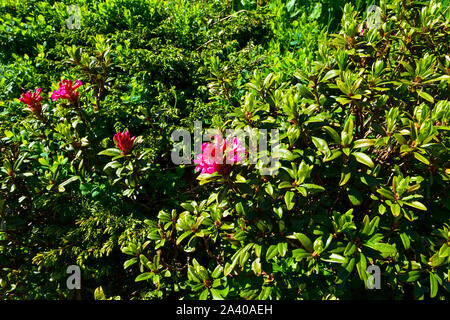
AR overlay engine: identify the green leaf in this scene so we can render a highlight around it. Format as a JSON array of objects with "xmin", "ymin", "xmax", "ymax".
[
  {"xmin": 429, "ymin": 252, "xmax": 446, "ymax": 267},
  {"xmin": 284, "ymin": 191, "xmax": 295, "ymax": 210},
  {"xmin": 343, "ymin": 115, "xmax": 354, "ymax": 137},
  {"xmin": 399, "ymin": 271, "xmax": 421, "ymax": 282},
  {"xmin": 418, "ymin": 91, "xmax": 434, "ymax": 103},
  {"xmin": 312, "ymin": 136, "xmax": 331, "ymax": 157},
  {"xmin": 299, "ymin": 183, "xmax": 325, "ymax": 192},
  {"xmin": 356, "ymin": 253, "xmax": 368, "ymax": 282},
  {"xmin": 224, "ymin": 253, "xmax": 240, "ymax": 276},
  {"xmin": 124, "ymin": 258, "xmax": 138, "ymax": 269},
  {"xmin": 59, "ymin": 176, "xmax": 79, "ymax": 189},
  {"xmin": 365, "ymin": 242, "xmax": 397, "ymax": 256},
  {"xmin": 339, "ymin": 165, "xmax": 351, "ymax": 186},
  {"xmin": 390, "ymin": 203, "xmax": 401, "ymax": 217},
  {"xmin": 353, "ymin": 139, "xmax": 376, "ymax": 149},
  {"xmin": 94, "ymin": 286, "xmax": 106, "ymax": 300},
  {"xmin": 413, "ymin": 152, "xmax": 430, "ymax": 165},
  {"xmin": 292, "ymin": 249, "xmax": 312, "ymax": 260},
  {"xmin": 324, "ymin": 149, "xmax": 342, "ymax": 162},
  {"xmin": 321, "ymin": 253, "xmax": 346, "ymax": 264},
  {"xmin": 344, "ymin": 242, "xmax": 356, "ymax": 256},
  {"xmin": 399, "ymin": 233, "xmax": 410, "ymax": 250},
  {"xmin": 4, "ymin": 130, "xmax": 13, "ymax": 138},
  {"xmin": 135, "ymin": 272, "xmax": 153, "ymax": 282},
  {"xmin": 210, "ymin": 288, "xmax": 224, "ymax": 300},
  {"xmin": 98, "ymin": 148, "xmax": 122, "ymax": 157},
  {"xmin": 251, "ymin": 258, "xmax": 261, "ymax": 275},
  {"xmin": 352, "ymin": 152, "xmax": 374, "ymax": 168},
  {"xmin": 38, "ymin": 158, "xmax": 49, "ymax": 166},
  {"xmin": 438, "ymin": 244, "xmax": 449, "ymax": 258},
  {"xmin": 265, "ymin": 183, "xmax": 274, "ymax": 196},
  {"xmin": 294, "ymin": 233, "xmax": 314, "ymax": 252},
  {"xmin": 176, "ymin": 231, "xmax": 193, "ymax": 245},
  {"xmin": 211, "ymin": 265, "xmax": 223, "ymax": 278},
  {"xmin": 266, "ymin": 244, "xmax": 279, "ymax": 261},
  {"xmin": 181, "ymin": 203, "xmax": 195, "ymax": 212},
  {"xmin": 429, "ymin": 273, "xmax": 438, "ymax": 298},
  {"xmin": 199, "ymin": 289, "xmax": 209, "ymax": 300},
  {"xmin": 377, "ymin": 188, "xmax": 395, "ymax": 200},
  {"xmin": 403, "ymin": 201, "xmax": 427, "ymax": 211},
  {"xmin": 278, "ymin": 181, "xmax": 293, "ymax": 189},
  {"xmin": 322, "ymin": 70, "xmax": 340, "ymax": 82},
  {"xmin": 347, "ymin": 185, "xmax": 363, "ymax": 206},
  {"xmin": 295, "ymin": 186, "xmax": 307, "ymax": 197},
  {"xmin": 277, "ymin": 242, "xmax": 288, "ymax": 257},
  {"xmin": 322, "ymin": 126, "xmax": 341, "ymax": 144}
]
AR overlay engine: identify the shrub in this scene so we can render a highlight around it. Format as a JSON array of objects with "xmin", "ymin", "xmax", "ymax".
[
  {"xmin": 1, "ymin": 0, "xmax": 448, "ymax": 300},
  {"xmin": 120, "ymin": 0, "xmax": 449, "ymax": 300}
]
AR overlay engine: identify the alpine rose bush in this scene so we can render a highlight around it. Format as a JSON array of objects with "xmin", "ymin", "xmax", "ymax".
[{"xmin": 0, "ymin": 0, "xmax": 448, "ymax": 302}]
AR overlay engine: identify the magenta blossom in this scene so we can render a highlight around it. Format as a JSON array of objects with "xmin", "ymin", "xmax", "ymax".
[
  {"xmin": 114, "ymin": 131, "xmax": 136, "ymax": 155},
  {"xmin": 193, "ymin": 135, "xmax": 247, "ymax": 175},
  {"xmin": 51, "ymin": 79, "xmax": 83, "ymax": 103},
  {"xmin": 19, "ymin": 88, "xmax": 43, "ymax": 113}
]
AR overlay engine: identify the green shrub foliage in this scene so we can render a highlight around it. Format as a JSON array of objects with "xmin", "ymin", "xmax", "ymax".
[{"xmin": 0, "ymin": 0, "xmax": 449, "ymax": 300}]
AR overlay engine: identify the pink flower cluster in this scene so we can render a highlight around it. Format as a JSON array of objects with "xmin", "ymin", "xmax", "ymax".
[
  {"xmin": 114, "ymin": 131, "xmax": 136, "ymax": 155},
  {"xmin": 19, "ymin": 88, "xmax": 43, "ymax": 114},
  {"xmin": 51, "ymin": 79, "xmax": 83, "ymax": 104},
  {"xmin": 194, "ymin": 135, "xmax": 247, "ymax": 175},
  {"xmin": 19, "ymin": 78, "xmax": 83, "ymax": 114}
]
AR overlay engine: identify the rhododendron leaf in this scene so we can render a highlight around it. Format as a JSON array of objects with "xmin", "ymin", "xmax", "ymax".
[
  {"xmin": 353, "ymin": 139, "xmax": 376, "ymax": 149},
  {"xmin": 352, "ymin": 152, "xmax": 374, "ymax": 168},
  {"xmin": 135, "ymin": 272, "xmax": 153, "ymax": 282},
  {"xmin": 312, "ymin": 136, "xmax": 331, "ymax": 157},
  {"xmin": 278, "ymin": 181, "xmax": 293, "ymax": 189},
  {"xmin": 265, "ymin": 245, "xmax": 278, "ymax": 261},
  {"xmin": 292, "ymin": 249, "xmax": 312, "ymax": 260},
  {"xmin": 284, "ymin": 191, "xmax": 295, "ymax": 210},
  {"xmin": 294, "ymin": 233, "xmax": 313, "ymax": 252},
  {"xmin": 413, "ymin": 152, "xmax": 430, "ymax": 165},
  {"xmin": 59, "ymin": 176, "xmax": 79, "ymax": 189},
  {"xmin": 299, "ymin": 183, "xmax": 325, "ymax": 192},
  {"xmin": 339, "ymin": 165, "xmax": 351, "ymax": 186},
  {"xmin": 277, "ymin": 242, "xmax": 288, "ymax": 257},
  {"xmin": 418, "ymin": 91, "xmax": 434, "ymax": 103},
  {"xmin": 176, "ymin": 231, "xmax": 193, "ymax": 245},
  {"xmin": 403, "ymin": 201, "xmax": 427, "ymax": 211},
  {"xmin": 251, "ymin": 258, "xmax": 261, "ymax": 276},
  {"xmin": 98, "ymin": 148, "xmax": 122, "ymax": 157},
  {"xmin": 295, "ymin": 186, "xmax": 307, "ymax": 197}
]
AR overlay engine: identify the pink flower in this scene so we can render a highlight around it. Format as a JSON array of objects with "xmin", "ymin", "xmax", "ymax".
[
  {"xmin": 51, "ymin": 79, "xmax": 83, "ymax": 103},
  {"xmin": 360, "ymin": 21, "xmax": 368, "ymax": 36},
  {"xmin": 193, "ymin": 135, "xmax": 247, "ymax": 175},
  {"xmin": 19, "ymin": 88, "xmax": 43, "ymax": 113},
  {"xmin": 114, "ymin": 131, "xmax": 136, "ymax": 155}
]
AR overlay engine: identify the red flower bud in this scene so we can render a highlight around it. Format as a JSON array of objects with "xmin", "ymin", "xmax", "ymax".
[
  {"xmin": 113, "ymin": 131, "xmax": 136, "ymax": 155},
  {"xmin": 19, "ymin": 88, "xmax": 43, "ymax": 114}
]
